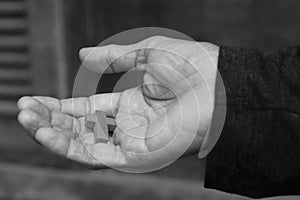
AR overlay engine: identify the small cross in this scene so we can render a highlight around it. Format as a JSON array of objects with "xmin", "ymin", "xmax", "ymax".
[{"xmin": 85, "ymin": 110, "xmax": 116, "ymax": 143}]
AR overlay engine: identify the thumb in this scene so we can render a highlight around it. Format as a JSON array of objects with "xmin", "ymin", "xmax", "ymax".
[{"xmin": 79, "ymin": 41, "xmax": 148, "ymax": 74}]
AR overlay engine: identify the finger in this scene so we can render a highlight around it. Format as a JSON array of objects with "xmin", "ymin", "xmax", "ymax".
[
  {"xmin": 18, "ymin": 108, "xmax": 77, "ymax": 139},
  {"xmin": 32, "ymin": 96, "xmax": 61, "ymax": 112},
  {"xmin": 79, "ymin": 40, "xmax": 148, "ymax": 74},
  {"xmin": 18, "ymin": 109, "xmax": 51, "ymax": 137},
  {"xmin": 51, "ymin": 111, "xmax": 80, "ymax": 134},
  {"xmin": 34, "ymin": 93, "xmax": 121, "ymax": 117},
  {"xmin": 35, "ymin": 127, "xmax": 72, "ymax": 159},
  {"xmin": 77, "ymin": 116, "xmax": 95, "ymax": 144},
  {"xmin": 18, "ymin": 96, "xmax": 51, "ymax": 121},
  {"xmin": 36, "ymin": 127, "xmax": 127, "ymax": 168},
  {"xmin": 79, "ymin": 132, "xmax": 95, "ymax": 144},
  {"xmin": 18, "ymin": 96, "xmax": 81, "ymax": 134}
]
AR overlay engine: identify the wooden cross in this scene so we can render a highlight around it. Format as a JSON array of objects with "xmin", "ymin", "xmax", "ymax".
[{"xmin": 85, "ymin": 110, "xmax": 116, "ymax": 143}]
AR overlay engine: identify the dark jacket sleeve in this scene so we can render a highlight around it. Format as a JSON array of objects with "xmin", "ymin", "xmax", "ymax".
[{"xmin": 204, "ymin": 46, "xmax": 300, "ymax": 198}]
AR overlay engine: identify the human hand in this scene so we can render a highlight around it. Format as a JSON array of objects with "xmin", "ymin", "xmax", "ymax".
[{"xmin": 18, "ymin": 36, "xmax": 219, "ymax": 172}]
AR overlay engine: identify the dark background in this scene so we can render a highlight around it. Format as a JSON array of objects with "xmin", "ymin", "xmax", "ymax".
[{"xmin": 0, "ymin": 0, "xmax": 299, "ymax": 199}]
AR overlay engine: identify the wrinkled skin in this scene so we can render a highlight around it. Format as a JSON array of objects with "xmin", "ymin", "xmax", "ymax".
[{"xmin": 18, "ymin": 36, "xmax": 219, "ymax": 171}]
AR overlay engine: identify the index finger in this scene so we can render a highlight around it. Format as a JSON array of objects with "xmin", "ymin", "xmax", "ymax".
[{"xmin": 19, "ymin": 92, "xmax": 121, "ymax": 118}]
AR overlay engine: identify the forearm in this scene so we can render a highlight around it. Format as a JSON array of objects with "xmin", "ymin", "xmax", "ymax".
[{"xmin": 204, "ymin": 46, "xmax": 300, "ymax": 198}]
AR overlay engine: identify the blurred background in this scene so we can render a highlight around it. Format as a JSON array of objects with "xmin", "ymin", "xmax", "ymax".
[{"xmin": 0, "ymin": 0, "xmax": 299, "ymax": 199}]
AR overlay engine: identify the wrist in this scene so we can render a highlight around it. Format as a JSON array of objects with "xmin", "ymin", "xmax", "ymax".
[
  {"xmin": 198, "ymin": 45, "xmax": 226, "ymax": 158},
  {"xmin": 194, "ymin": 42, "xmax": 221, "ymax": 157}
]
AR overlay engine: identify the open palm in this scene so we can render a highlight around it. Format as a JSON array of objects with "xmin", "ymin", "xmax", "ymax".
[{"xmin": 18, "ymin": 36, "xmax": 219, "ymax": 172}]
